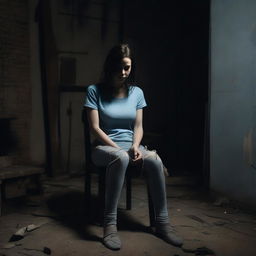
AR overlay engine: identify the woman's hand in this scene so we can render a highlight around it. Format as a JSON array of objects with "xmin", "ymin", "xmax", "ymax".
[{"xmin": 128, "ymin": 145, "xmax": 142, "ymax": 164}]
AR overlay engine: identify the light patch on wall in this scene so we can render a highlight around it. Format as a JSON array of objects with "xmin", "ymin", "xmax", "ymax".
[
  {"xmin": 251, "ymin": 23, "xmax": 256, "ymax": 47},
  {"xmin": 253, "ymin": 106, "xmax": 256, "ymax": 169},
  {"xmin": 243, "ymin": 128, "xmax": 256, "ymax": 169},
  {"xmin": 253, "ymin": 128, "xmax": 256, "ymax": 169},
  {"xmin": 243, "ymin": 129, "xmax": 253, "ymax": 166}
]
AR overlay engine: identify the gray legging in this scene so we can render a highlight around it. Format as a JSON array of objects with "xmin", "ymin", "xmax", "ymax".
[{"xmin": 92, "ymin": 144, "xmax": 169, "ymax": 226}]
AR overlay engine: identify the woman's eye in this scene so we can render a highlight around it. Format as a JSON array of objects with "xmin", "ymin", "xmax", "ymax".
[{"xmin": 124, "ymin": 66, "xmax": 130, "ymax": 71}]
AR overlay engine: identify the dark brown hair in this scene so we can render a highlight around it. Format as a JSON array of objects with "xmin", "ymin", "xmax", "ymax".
[{"xmin": 99, "ymin": 44, "xmax": 135, "ymax": 99}]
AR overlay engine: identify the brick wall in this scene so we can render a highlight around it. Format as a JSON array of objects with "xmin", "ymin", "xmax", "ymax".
[{"xmin": 0, "ymin": 0, "xmax": 31, "ymax": 163}]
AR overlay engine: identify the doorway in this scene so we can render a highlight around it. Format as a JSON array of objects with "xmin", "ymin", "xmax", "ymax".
[{"xmin": 124, "ymin": 0, "xmax": 210, "ymax": 183}]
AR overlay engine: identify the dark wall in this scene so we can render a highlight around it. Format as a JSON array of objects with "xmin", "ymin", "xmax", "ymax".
[{"xmin": 124, "ymin": 0, "xmax": 210, "ymax": 176}]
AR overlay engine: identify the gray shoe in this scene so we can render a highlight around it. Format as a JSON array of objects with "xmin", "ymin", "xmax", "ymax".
[
  {"xmin": 155, "ymin": 223, "xmax": 183, "ymax": 247},
  {"xmin": 103, "ymin": 225, "xmax": 121, "ymax": 250}
]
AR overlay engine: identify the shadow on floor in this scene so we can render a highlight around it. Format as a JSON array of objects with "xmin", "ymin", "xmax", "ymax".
[{"xmin": 46, "ymin": 190, "xmax": 151, "ymax": 243}]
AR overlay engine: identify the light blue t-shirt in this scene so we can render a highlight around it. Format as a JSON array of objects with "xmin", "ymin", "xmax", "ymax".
[{"xmin": 84, "ymin": 84, "xmax": 147, "ymax": 148}]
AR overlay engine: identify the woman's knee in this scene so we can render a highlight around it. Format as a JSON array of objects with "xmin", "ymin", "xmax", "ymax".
[
  {"xmin": 100, "ymin": 149, "xmax": 129, "ymax": 168},
  {"xmin": 92, "ymin": 146, "xmax": 129, "ymax": 167},
  {"xmin": 143, "ymin": 151, "xmax": 163, "ymax": 170},
  {"xmin": 113, "ymin": 150, "xmax": 130, "ymax": 166}
]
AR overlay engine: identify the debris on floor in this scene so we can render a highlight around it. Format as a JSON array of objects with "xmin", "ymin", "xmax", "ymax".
[
  {"xmin": 195, "ymin": 247, "xmax": 215, "ymax": 255},
  {"xmin": 24, "ymin": 246, "xmax": 51, "ymax": 255},
  {"xmin": 182, "ymin": 246, "xmax": 215, "ymax": 255},
  {"xmin": 213, "ymin": 197, "xmax": 230, "ymax": 207},
  {"xmin": 9, "ymin": 224, "xmax": 40, "ymax": 242},
  {"xmin": 1, "ymin": 242, "xmax": 21, "ymax": 249}
]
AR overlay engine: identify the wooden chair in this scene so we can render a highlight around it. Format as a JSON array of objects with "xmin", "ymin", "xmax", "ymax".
[{"xmin": 82, "ymin": 108, "xmax": 155, "ymax": 227}]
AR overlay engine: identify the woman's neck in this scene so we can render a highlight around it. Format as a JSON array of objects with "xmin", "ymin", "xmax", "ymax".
[
  {"xmin": 112, "ymin": 86, "xmax": 126, "ymax": 98},
  {"xmin": 100, "ymin": 81, "xmax": 128, "ymax": 98}
]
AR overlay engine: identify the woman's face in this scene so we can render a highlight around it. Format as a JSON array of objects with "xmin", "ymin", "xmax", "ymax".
[{"xmin": 112, "ymin": 57, "xmax": 132, "ymax": 86}]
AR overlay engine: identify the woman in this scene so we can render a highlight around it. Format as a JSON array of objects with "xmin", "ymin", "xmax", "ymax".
[{"xmin": 84, "ymin": 44, "xmax": 183, "ymax": 250}]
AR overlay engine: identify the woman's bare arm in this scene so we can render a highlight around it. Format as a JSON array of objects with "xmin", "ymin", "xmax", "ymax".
[
  {"xmin": 129, "ymin": 109, "xmax": 144, "ymax": 161},
  {"xmin": 86, "ymin": 107, "xmax": 120, "ymax": 148},
  {"xmin": 132, "ymin": 109, "xmax": 144, "ymax": 147}
]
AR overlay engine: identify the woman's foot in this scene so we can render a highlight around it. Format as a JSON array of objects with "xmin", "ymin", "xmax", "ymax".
[
  {"xmin": 103, "ymin": 224, "xmax": 121, "ymax": 250},
  {"xmin": 155, "ymin": 223, "xmax": 183, "ymax": 247}
]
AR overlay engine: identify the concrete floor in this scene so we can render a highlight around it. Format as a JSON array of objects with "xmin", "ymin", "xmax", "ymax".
[{"xmin": 0, "ymin": 174, "xmax": 256, "ymax": 256}]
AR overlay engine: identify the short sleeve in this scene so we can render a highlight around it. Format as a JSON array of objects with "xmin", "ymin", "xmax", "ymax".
[
  {"xmin": 84, "ymin": 85, "xmax": 98, "ymax": 109},
  {"xmin": 136, "ymin": 87, "xmax": 147, "ymax": 109}
]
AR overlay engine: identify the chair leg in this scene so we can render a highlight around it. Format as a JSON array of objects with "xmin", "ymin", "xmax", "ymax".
[
  {"xmin": 126, "ymin": 173, "xmax": 132, "ymax": 210},
  {"xmin": 147, "ymin": 183, "xmax": 155, "ymax": 227},
  {"xmin": 84, "ymin": 170, "xmax": 91, "ymax": 218}
]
